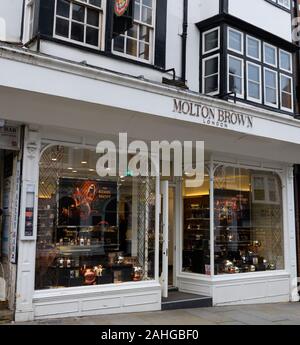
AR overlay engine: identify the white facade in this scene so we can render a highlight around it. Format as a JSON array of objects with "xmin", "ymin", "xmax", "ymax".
[{"xmin": 0, "ymin": 0, "xmax": 299, "ymax": 321}]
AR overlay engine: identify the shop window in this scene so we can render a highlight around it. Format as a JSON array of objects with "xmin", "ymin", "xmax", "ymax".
[
  {"xmin": 228, "ymin": 27, "xmax": 243, "ymax": 54},
  {"xmin": 246, "ymin": 62, "xmax": 262, "ymax": 103},
  {"xmin": 113, "ymin": 0, "xmax": 155, "ymax": 63},
  {"xmin": 264, "ymin": 68, "xmax": 278, "ymax": 107},
  {"xmin": 35, "ymin": 146, "xmax": 156, "ymax": 290},
  {"xmin": 214, "ymin": 167, "xmax": 284, "ymax": 275},
  {"xmin": 202, "ymin": 54, "xmax": 220, "ymax": 95},
  {"xmin": 182, "ymin": 173, "xmax": 211, "ymax": 275},
  {"xmin": 202, "ymin": 27, "xmax": 220, "ymax": 54},
  {"xmin": 280, "ymin": 74, "xmax": 293, "ymax": 111},
  {"xmin": 228, "ymin": 55, "xmax": 244, "ymax": 96},
  {"xmin": 54, "ymin": 0, "xmax": 103, "ymax": 48}
]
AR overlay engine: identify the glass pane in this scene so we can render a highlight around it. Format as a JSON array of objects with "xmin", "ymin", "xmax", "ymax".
[
  {"xmin": 264, "ymin": 45, "xmax": 276, "ymax": 65},
  {"xmin": 228, "ymin": 29, "xmax": 242, "ymax": 52},
  {"xmin": 280, "ymin": 51, "xmax": 291, "ymax": 71},
  {"xmin": 72, "ymin": 4, "xmax": 85, "ymax": 22},
  {"xmin": 229, "ymin": 57, "xmax": 242, "ymax": 76},
  {"xmin": 204, "ymin": 57, "xmax": 218, "ymax": 76},
  {"xmin": 229, "ymin": 75, "xmax": 242, "ymax": 94},
  {"xmin": 71, "ymin": 22, "xmax": 84, "ymax": 42},
  {"xmin": 265, "ymin": 70, "xmax": 276, "ymax": 87},
  {"xmin": 205, "ymin": 75, "xmax": 218, "ymax": 94},
  {"xmin": 281, "ymin": 75, "xmax": 291, "ymax": 93},
  {"xmin": 86, "ymin": 27, "xmax": 99, "ymax": 46},
  {"xmin": 114, "ymin": 35, "xmax": 125, "ymax": 52},
  {"xmin": 127, "ymin": 25, "xmax": 138, "ymax": 39},
  {"xmin": 57, "ymin": 0, "xmax": 70, "ymax": 18},
  {"xmin": 248, "ymin": 64, "xmax": 260, "ymax": 82},
  {"xmin": 87, "ymin": 8, "xmax": 99, "ymax": 27},
  {"xmin": 139, "ymin": 25, "xmax": 150, "ymax": 42},
  {"xmin": 143, "ymin": 0, "xmax": 152, "ymax": 7},
  {"xmin": 204, "ymin": 29, "xmax": 219, "ymax": 52},
  {"xmin": 248, "ymin": 81, "xmax": 260, "ymax": 99},
  {"xmin": 142, "ymin": 6, "xmax": 152, "ymax": 25},
  {"xmin": 247, "ymin": 37, "xmax": 260, "ymax": 59},
  {"xmin": 182, "ymin": 174, "xmax": 211, "ymax": 275},
  {"xmin": 134, "ymin": 3, "xmax": 141, "ymax": 21},
  {"xmin": 214, "ymin": 167, "xmax": 284, "ymax": 275},
  {"xmin": 89, "ymin": 0, "xmax": 102, "ymax": 7},
  {"xmin": 139, "ymin": 42, "xmax": 150, "ymax": 60},
  {"xmin": 266, "ymin": 87, "xmax": 277, "ymax": 104},
  {"xmin": 55, "ymin": 17, "xmax": 69, "ymax": 38},
  {"xmin": 126, "ymin": 38, "xmax": 138, "ymax": 57},
  {"xmin": 35, "ymin": 147, "xmax": 156, "ymax": 290},
  {"xmin": 282, "ymin": 92, "xmax": 292, "ymax": 109}
]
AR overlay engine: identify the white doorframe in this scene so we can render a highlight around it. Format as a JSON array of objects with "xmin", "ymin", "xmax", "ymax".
[{"xmin": 161, "ymin": 180, "xmax": 169, "ymax": 298}]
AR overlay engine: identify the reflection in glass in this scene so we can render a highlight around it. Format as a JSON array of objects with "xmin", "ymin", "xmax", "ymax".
[
  {"xmin": 35, "ymin": 146, "xmax": 156, "ymax": 290},
  {"xmin": 214, "ymin": 167, "xmax": 284, "ymax": 275}
]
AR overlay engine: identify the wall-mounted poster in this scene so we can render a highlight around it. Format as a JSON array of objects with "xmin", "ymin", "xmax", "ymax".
[{"xmin": 58, "ymin": 178, "xmax": 117, "ymax": 227}]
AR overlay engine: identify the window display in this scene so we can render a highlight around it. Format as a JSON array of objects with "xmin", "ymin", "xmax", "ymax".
[
  {"xmin": 182, "ymin": 174, "xmax": 210, "ymax": 275},
  {"xmin": 214, "ymin": 167, "xmax": 284, "ymax": 275},
  {"xmin": 35, "ymin": 146, "xmax": 156, "ymax": 290}
]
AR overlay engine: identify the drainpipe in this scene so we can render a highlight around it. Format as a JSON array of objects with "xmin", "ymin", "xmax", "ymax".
[{"xmin": 181, "ymin": 0, "xmax": 188, "ymax": 83}]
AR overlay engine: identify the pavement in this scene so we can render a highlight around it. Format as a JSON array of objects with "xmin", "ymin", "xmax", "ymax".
[{"xmin": 4, "ymin": 302, "xmax": 300, "ymax": 325}]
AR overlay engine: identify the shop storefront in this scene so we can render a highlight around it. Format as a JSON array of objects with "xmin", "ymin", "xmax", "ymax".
[{"xmin": 0, "ymin": 45, "xmax": 298, "ymax": 321}]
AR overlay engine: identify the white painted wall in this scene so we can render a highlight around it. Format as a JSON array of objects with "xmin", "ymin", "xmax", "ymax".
[
  {"xmin": 0, "ymin": 0, "xmax": 23, "ymax": 42},
  {"xmin": 229, "ymin": 0, "xmax": 292, "ymax": 42}
]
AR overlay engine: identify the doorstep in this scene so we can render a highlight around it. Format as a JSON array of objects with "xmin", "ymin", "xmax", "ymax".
[{"xmin": 162, "ymin": 291, "xmax": 212, "ymax": 311}]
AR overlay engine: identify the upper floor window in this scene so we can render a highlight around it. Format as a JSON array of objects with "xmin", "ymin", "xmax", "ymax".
[
  {"xmin": 267, "ymin": 0, "xmax": 291, "ymax": 10},
  {"xmin": 54, "ymin": 0, "xmax": 103, "ymax": 48},
  {"xmin": 201, "ymin": 25, "xmax": 294, "ymax": 112},
  {"xmin": 113, "ymin": 0, "xmax": 156, "ymax": 63},
  {"xmin": 264, "ymin": 43, "xmax": 277, "ymax": 67},
  {"xmin": 203, "ymin": 27, "xmax": 220, "ymax": 54},
  {"xmin": 228, "ymin": 27, "xmax": 243, "ymax": 54}
]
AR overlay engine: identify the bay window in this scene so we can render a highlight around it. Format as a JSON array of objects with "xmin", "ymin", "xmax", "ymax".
[{"xmin": 201, "ymin": 25, "xmax": 294, "ymax": 112}]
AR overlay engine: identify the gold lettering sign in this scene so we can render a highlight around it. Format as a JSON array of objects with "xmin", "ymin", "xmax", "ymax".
[{"xmin": 173, "ymin": 98, "xmax": 254, "ymax": 129}]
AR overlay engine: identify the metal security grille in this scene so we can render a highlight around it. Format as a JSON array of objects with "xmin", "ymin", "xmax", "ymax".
[{"xmin": 136, "ymin": 176, "xmax": 156, "ymax": 280}]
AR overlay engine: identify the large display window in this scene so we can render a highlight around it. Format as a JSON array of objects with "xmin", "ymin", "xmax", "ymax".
[
  {"xmin": 214, "ymin": 166, "xmax": 284, "ymax": 275},
  {"xmin": 35, "ymin": 145, "xmax": 156, "ymax": 290},
  {"xmin": 182, "ymin": 164, "xmax": 284, "ymax": 277}
]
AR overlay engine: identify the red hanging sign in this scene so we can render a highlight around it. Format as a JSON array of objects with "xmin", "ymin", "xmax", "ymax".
[{"xmin": 114, "ymin": 0, "xmax": 130, "ymax": 17}]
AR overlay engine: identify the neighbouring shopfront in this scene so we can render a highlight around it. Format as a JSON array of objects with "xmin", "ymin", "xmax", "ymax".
[{"xmin": 0, "ymin": 122, "xmax": 22, "ymax": 309}]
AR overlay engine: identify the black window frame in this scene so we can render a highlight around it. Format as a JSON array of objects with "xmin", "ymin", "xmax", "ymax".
[{"xmin": 200, "ymin": 23, "xmax": 295, "ymax": 115}]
